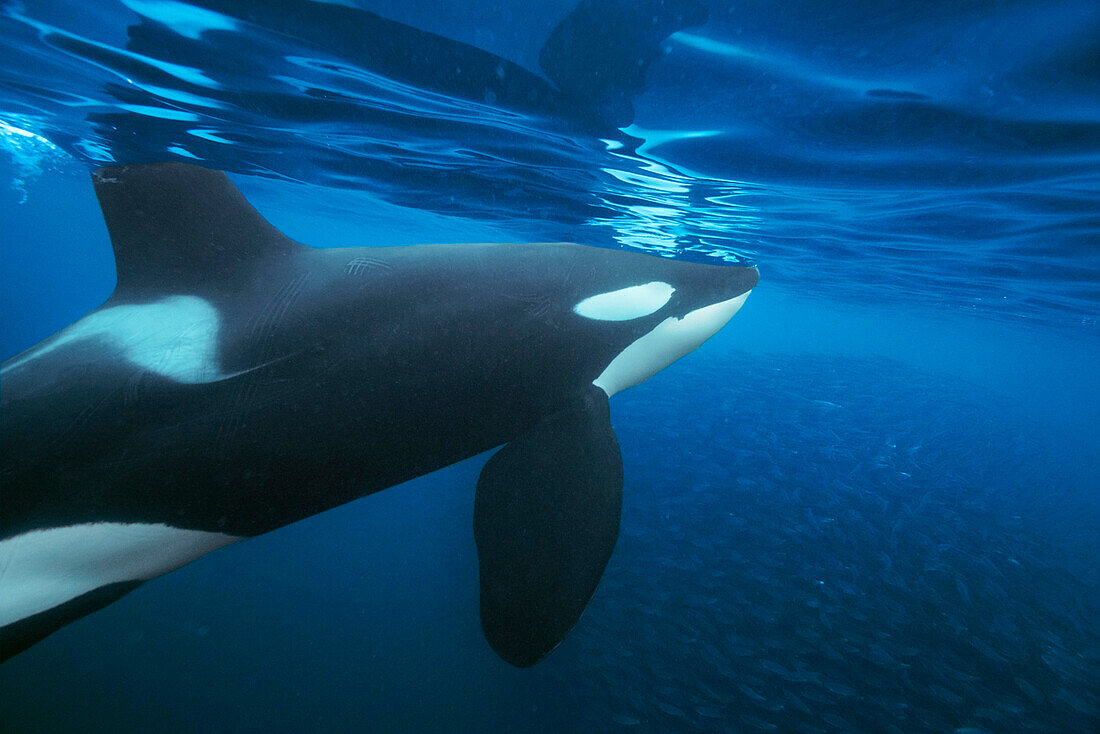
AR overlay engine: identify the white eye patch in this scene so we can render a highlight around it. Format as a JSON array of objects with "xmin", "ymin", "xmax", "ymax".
[{"xmin": 573, "ymin": 282, "xmax": 675, "ymax": 321}]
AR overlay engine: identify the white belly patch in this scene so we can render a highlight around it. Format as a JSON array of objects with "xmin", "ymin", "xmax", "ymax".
[
  {"xmin": 593, "ymin": 290, "xmax": 751, "ymax": 396},
  {"xmin": 0, "ymin": 523, "xmax": 241, "ymax": 627}
]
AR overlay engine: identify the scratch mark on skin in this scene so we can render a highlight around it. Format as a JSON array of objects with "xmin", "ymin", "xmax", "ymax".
[
  {"xmin": 345, "ymin": 257, "xmax": 393, "ymax": 276},
  {"xmin": 501, "ymin": 291, "xmax": 560, "ymax": 327}
]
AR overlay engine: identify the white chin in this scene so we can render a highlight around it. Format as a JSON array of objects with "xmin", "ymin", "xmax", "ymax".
[{"xmin": 593, "ymin": 290, "xmax": 751, "ymax": 397}]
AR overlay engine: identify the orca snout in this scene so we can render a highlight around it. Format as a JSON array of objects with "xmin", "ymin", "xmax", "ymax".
[
  {"xmin": 726, "ymin": 264, "xmax": 759, "ymax": 298},
  {"xmin": 686, "ymin": 261, "xmax": 758, "ymax": 310}
]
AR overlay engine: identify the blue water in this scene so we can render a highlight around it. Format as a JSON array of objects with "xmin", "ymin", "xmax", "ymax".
[{"xmin": 1, "ymin": 1, "xmax": 1097, "ymax": 732}]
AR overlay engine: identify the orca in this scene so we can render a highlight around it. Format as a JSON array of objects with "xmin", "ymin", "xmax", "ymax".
[{"xmin": 0, "ymin": 162, "xmax": 757, "ymax": 666}]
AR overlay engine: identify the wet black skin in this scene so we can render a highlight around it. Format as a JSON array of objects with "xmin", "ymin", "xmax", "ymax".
[
  {"xmin": 0, "ymin": 162, "xmax": 756, "ymax": 665},
  {"xmin": 1, "ymin": 163, "xmax": 758, "ymax": 540}
]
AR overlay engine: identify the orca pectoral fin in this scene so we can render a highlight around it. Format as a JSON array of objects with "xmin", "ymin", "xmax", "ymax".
[{"xmin": 474, "ymin": 387, "xmax": 622, "ymax": 667}]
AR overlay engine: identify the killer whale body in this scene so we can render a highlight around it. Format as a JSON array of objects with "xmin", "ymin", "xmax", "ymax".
[{"xmin": 0, "ymin": 162, "xmax": 757, "ymax": 666}]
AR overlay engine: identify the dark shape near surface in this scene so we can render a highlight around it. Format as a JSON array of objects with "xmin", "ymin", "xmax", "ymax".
[
  {"xmin": 88, "ymin": 0, "xmax": 709, "ymax": 174},
  {"xmin": 540, "ymin": 0, "xmax": 709, "ymax": 126},
  {"xmin": 0, "ymin": 162, "xmax": 757, "ymax": 665}
]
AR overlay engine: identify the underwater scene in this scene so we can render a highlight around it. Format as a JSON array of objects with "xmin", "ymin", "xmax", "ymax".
[{"xmin": 1, "ymin": 1, "xmax": 1097, "ymax": 732}]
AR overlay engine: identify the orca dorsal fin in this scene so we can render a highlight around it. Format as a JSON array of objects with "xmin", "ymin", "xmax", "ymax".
[{"xmin": 92, "ymin": 162, "xmax": 300, "ymax": 298}]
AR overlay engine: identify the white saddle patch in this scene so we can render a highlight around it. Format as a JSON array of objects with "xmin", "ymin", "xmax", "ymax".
[
  {"xmin": 0, "ymin": 523, "xmax": 241, "ymax": 627},
  {"xmin": 573, "ymin": 281, "xmax": 676, "ymax": 321},
  {"xmin": 594, "ymin": 290, "xmax": 751, "ymax": 396},
  {"xmin": 5, "ymin": 295, "xmax": 229, "ymax": 383}
]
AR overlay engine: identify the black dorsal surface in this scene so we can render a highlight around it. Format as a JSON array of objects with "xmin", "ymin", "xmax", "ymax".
[
  {"xmin": 3, "ymin": 161, "xmax": 760, "ymax": 666},
  {"xmin": 92, "ymin": 162, "xmax": 300, "ymax": 299}
]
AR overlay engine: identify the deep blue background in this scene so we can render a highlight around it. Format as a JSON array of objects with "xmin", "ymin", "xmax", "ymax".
[{"xmin": 1, "ymin": 1, "xmax": 1098, "ymax": 731}]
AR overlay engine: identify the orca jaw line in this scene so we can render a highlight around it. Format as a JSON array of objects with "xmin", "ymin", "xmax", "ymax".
[{"xmin": 593, "ymin": 290, "xmax": 751, "ymax": 397}]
